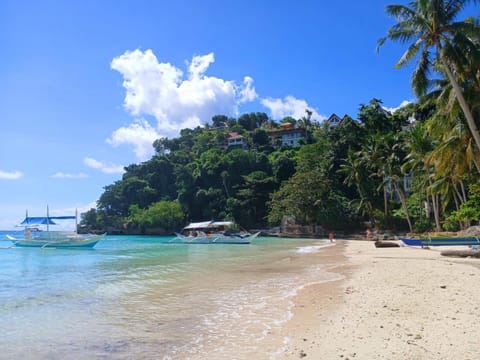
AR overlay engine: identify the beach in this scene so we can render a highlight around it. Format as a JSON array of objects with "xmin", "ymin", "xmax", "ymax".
[{"xmin": 276, "ymin": 239, "xmax": 480, "ymax": 360}]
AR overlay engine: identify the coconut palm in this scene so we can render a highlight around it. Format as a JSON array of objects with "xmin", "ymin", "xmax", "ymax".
[
  {"xmin": 339, "ymin": 149, "xmax": 377, "ymax": 227},
  {"xmin": 402, "ymin": 122, "xmax": 443, "ymax": 230},
  {"xmin": 378, "ymin": 0, "xmax": 480, "ymax": 151}
]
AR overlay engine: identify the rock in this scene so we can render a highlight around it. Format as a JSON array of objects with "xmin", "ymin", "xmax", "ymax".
[
  {"xmin": 375, "ymin": 241, "xmax": 400, "ymax": 248},
  {"xmin": 441, "ymin": 250, "xmax": 480, "ymax": 258}
]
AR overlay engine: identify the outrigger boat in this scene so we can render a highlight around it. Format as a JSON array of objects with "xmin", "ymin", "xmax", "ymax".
[
  {"xmin": 173, "ymin": 221, "xmax": 260, "ymax": 244},
  {"xmin": 6, "ymin": 208, "xmax": 105, "ymax": 249},
  {"xmin": 399, "ymin": 236, "xmax": 480, "ymax": 248}
]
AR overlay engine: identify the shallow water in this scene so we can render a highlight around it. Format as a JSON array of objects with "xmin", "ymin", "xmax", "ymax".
[{"xmin": 0, "ymin": 232, "xmax": 341, "ymax": 359}]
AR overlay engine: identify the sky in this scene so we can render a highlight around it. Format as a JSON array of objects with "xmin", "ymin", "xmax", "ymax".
[{"xmin": 0, "ymin": 0, "xmax": 429, "ymax": 229}]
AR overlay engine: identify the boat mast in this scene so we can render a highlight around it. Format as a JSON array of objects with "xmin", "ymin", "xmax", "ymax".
[
  {"xmin": 46, "ymin": 205, "xmax": 50, "ymax": 232},
  {"xmin": 46, "ymin": 205, "xmax": 51, "ymax": 241}
]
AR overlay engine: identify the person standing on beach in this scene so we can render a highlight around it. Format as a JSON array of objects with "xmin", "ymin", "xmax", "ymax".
[
  {"xmin": 366, "ymin": 228, "xmax": 372, "ymax": 240},
  {"xmin": 329, "ymin": 231, "xmax": 335, "ymax": 242}
]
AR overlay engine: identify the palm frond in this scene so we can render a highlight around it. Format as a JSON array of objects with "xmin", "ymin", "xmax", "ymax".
[
  {"xmin": 444, "ymin": 0, "xmax": 468, "ymax": 23},
  {"xmin": 388, "ymin": 24, "xmax": 419, "ymax": 43},
  {"xmin": 396, "ymin": 38, "xmax": 423, "ymax": 68},
  {"xmin": 412, "ymin": 46, "xmax": 432, "ymax": 95},
  {"xmin": 386, "ymin": 4, "xmax": 418, "ymax": 20}
]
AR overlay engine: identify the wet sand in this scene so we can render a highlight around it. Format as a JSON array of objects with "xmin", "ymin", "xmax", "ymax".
[{"xmin": 274, "ymin": 240, "xmax": 480, "ymax": 360}]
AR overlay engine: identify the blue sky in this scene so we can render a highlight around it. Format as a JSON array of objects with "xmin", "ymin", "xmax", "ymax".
[{"xmin": 0, "ymin": 0, "xmax": 429, "ymax": 229}]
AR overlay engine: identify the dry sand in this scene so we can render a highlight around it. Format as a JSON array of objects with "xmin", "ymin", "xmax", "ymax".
[{"xmin": 275, "ymin": 240, "xmax": 480, "ymax": 360}]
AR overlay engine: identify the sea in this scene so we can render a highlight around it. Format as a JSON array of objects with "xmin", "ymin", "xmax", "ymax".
[{"xmin": 0, "ymin": 231, "xmax": 343, "ymax": 360}]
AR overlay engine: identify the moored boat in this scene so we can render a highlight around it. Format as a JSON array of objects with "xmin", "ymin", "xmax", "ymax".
[
  {"xmin": 400, "ymin": 236, "xmax": 480, "ymax": 247},
  {"xmin": 172, "ymin": 221, "xmax": 259, "ymax": 244},
  {"xmin": 7, "ymin": 209, "xmax": 105, "ymax": 249}
]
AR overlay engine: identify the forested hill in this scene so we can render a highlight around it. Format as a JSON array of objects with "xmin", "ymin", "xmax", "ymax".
[
  {"xmin": 78, "ymin": 3, "xmax": 480, "ymax": 236},
  {"xmin": 80, "ymin": 98, "xmax": 480, "ymax": 236}
]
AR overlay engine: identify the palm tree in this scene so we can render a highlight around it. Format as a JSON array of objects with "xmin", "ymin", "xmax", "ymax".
[
  {"xmin": 426, "ymin": 73, "xmax": 480, "ymax": 174},
  {"xmin": 402, "ymin": 122, "xmax": 443, "ymax": 230},
  {"xmin": 339, "ymin": 150, "xmax": 376, "ymax": 227},
  {"xmin": 378, "ymin": 0, "xmax": 480, "ymax": 150}
]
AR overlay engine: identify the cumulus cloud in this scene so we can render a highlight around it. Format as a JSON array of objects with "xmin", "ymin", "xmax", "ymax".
[
  {"xmin": 384, "ymin": 100, "xmax": 412, "ymax": 114},
  {"xmin": 261, "ymin": 95, "xmax": 326, "ymax": 121},
  {"xmin": 239, "ymin": 76, "xmax": 258, "ymax": 103},
  {"xmin": 106, "ymin": 119, "xmax": 161, "ymax": 161},
  {"xmin": 110, "ymin": 50, "xmax": 257, "ymax": 142},
  {"xmin": 83, "ymin": 157, "xmax": 125, "ymax": 174},
  {"xmin": 188, "ymin": 53, "xmax": 215, "ymax": 79},
  {"xmin": 51, "ymin": 172, "xmax": 89, "ymax": 179},
  {"xmin": 0, "ymin": 170, "xmax": 23, "ymax": 180}
]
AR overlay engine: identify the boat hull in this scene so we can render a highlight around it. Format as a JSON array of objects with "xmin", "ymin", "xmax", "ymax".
[
  {"xmin": 400, "ymin": 237, "xmax": 480, "ymax": 247},
  {"xmin": 172, "ymin": 232, "xmax": 260, "ymax": 245},
  {"xmin": 7, "ymin": 234, "xmax": 105, "ymax": 248}
]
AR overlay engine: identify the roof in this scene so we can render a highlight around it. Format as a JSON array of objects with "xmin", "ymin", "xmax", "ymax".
[
  {"xmin": 183, "ymin": 221, "xmax": 213, "ymax": 229},
  {"xmin": 227, "ymin": 132, "xmax": 244, "ymax": 140},
  {"xmin": 20, "ymin": 216, "xmax": 76, "ymax": 226},
  {"xmin": 279, "ymin": 123, "xmax": 294, "ymax": 129},
  {"xmin": 183, "ymin": 220, "xmax": 234, "ymax": 229}
]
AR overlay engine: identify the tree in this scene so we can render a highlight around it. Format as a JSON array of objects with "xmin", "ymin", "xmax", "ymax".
[
  {"xmin": 269, "ymin": 150, "xmax": 297, "ymax": 184},
  {"xmin": 446, "ymin": 182, "xmax": 480, "ymax": 229},
  {"xmin": 211, "ymin": 114, "xmax": 228, "ymax": 128},
  {"xmin": 402, "ymin": 122, "xmax": 441, "ymax": 231},
  {"xmin": 79, "ymin": 208, "xmax": 101, "ymax": 231},
  {"xmin": 233, "ymin": 171, "xmax": 274, "ymax": 228},
  {"xmin": 128, "ymin": 201, "xmax": 184, "ymax": 233},
  {"xmin": 339, "ymin": 149, "xmax": 377, "ymax": 227},
  {"xmin": 379, "ymin": 0, "xmax": 480, "ymax": 151},
  {"xmin": 238, "ymin": 112, "xmax": 268, "ymax": 131}
]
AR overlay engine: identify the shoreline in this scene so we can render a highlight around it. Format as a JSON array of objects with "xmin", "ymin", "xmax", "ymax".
[{"xmin": 273, "ymin": 239, "xmax": 480, "ymax": 359}]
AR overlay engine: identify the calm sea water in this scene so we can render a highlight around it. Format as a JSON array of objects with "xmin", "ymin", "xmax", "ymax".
[{"xmin": 0, "ymin": 231, "xmax": 341, "ymax": 359}]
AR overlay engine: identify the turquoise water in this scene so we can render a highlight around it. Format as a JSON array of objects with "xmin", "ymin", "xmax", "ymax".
[{"xmin": 0, "ymin": 232, "xmax": 340, "ymax": 359}]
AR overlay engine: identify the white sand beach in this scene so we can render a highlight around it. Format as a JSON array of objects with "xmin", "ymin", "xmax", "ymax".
[{"xmin": 276, "ymin": 240, "xmax": 480, "ymax": 360}]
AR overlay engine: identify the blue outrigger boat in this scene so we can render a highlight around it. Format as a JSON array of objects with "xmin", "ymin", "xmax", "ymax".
[
  {"xmin": 400, "ymin": 236, "xmax": 480, "ymax": 247},
  {"xmin": 7, "ymin": 208, "xmax": 105, "ymax": 249}
]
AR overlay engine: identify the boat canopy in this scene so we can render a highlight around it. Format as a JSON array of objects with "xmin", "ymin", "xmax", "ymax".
[
  {"xmin": 211, "ymin": 221, "xmax": 234, "ymax": 227},
  {"xmin": 183, "ymin": 221, "xmax": 234, "ymax": 230},
  {"xmin": 20, "ymin": 216, "xmax": 76, "ymax": 226}
]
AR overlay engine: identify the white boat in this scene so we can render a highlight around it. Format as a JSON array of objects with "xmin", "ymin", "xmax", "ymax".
[
  {"xmin": 172, "ymin": 221, "xmax": 259, "ymax": 244},
  {"xmin": 7, "ymin": 209, "xmax": 105, "ymax": 249}
]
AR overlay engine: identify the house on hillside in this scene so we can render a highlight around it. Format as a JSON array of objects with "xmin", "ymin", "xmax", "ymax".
[
  {"xmin": 327, "ymin": 113, "xmax": 352, "ymax": 127},
  {"xmin": 226, "ymin": 132, "xmax": 248, "ymax": 149},
  {"xmin": 266, "ymin": 123, "xmax": 305, "ymax": 148},
  {"xmin": 384, "ymin": 174, "xmax": 414, "ymax": 199}
]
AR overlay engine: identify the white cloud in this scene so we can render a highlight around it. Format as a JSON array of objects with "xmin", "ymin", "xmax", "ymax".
[
  {"xmin": 188, "ymin": 53, "xmax": 215, "ymax": 79},
  {"xmin": 106, "ymin": 119, "xmax": 161, "ymax": 161},
  {"xmin": 83, "ymin": 157, "xmax": 125, "ymax": 174},
  {"xmin": 384, "ymin": 100, "xmax": 412, "ymax": 113},
  {"xmin": 0, "ymin": 170, "xmax": 23, "ymax": 180},
  {"xmin": 261, "ymin": 95, "xmax": 326, "ymax": 121},
  {"xmin": 84, "ymin": 157, "xmax": 103, "ymax": 169},
  {"xmin": 51, "ymin": 172, "xmax": 89, "ymax": 179},
  {"xmin": 110, "ymin": 50, "xmax": 257, "ymax": 141},
  {"xmin": 239, "ymin": 76, "xmax": 258, "ymax": 103}
]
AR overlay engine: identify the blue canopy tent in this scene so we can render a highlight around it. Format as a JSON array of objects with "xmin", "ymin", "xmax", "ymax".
[{"xmin": 20, "ymin": 216, "xmax": 76, "ymax": 226}]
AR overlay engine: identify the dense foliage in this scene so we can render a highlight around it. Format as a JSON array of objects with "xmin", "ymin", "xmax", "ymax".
[{"xmin": 81, "ymin": 1, "xmax": 480, "ymax": 235}]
